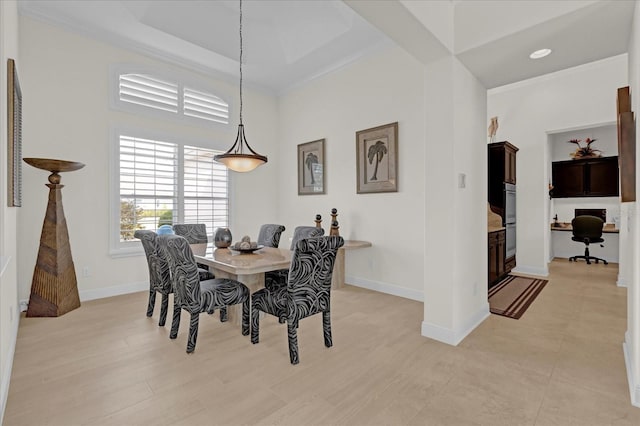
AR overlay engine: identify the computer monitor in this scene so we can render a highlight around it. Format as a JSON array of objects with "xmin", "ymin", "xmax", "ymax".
[{"xmin": 575, "ymin": 208, "xmax": 606, "ymax": 223}]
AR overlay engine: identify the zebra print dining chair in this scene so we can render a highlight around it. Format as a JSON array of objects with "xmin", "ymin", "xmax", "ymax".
[
  {"xmin": 135, "ymin": 230, "xmax": 178, "ymax": 327},
  {"xmin": 158, "ymin": 234, "xmax": 250, "ymax": 353},
  {"xmin": 257, "ymin": 224, "xmax": 286, "ymax": 248},
  {"xmin": 173, "ymin": 223, "xmax": 215, "ymax": 281},
  {"xmin": 251, "ymin": 236, "xmax": 344, "ymax": 364},
  {"xmin": 264, "ymin": 225, "xmax": 324, "ymax": 292}
]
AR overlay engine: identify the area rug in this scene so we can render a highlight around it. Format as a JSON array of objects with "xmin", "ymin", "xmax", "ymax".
[{"xmin": 488, "ymin": 275, "xmax": 548, "ymax": 319}]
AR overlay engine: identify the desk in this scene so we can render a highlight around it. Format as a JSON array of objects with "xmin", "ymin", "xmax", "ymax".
[
  {"xmin": 550, "ymin": 223, "xmax": 619, "ymax": 263},
  {"xmin": 550, "ymin": 223, "xmax": 619, "ymax": 233}
]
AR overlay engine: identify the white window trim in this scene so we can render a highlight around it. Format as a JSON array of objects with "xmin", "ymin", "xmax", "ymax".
[
  {"xmin": 109, "ymin": 64, "xmax": 233, "ymax": 129},
  {"xmin": 109, "ymin": 125, "xmax": 235, "ymax": 258}
]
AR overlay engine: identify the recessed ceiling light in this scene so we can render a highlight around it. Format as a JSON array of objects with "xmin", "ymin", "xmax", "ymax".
[{"xmin": 530, "ymin": 48, "xmax": 552, "ymax": 59}]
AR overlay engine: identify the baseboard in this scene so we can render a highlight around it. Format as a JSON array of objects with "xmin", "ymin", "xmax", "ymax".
[
  {"xmin": 19, "ymin": 281, "xmax": 148, "ymax": 311},
  {"xmin": 79, "ymin": 281, "xmax": 147, "ymax": 302},
  {"xmin": 511, "ymin": 264, "xmax": 549, "ymax": 277},
  {"xmin": 345, "ymin": 275, "xmax": 423, "ymax": 301},
  {"xmin": 1, "ymin": 304, "xmax": 20, "ymax": 424},
  {"xmin": 421, "ymin": 302, "xmax": 490, "ymax": 346},
  {"xmin": 623, "ymin": 337, "xmax": 640, "ymax": 408},
  {"xmin": 617, "ymin": 274, "xmax": 627, "ymax": 288}
]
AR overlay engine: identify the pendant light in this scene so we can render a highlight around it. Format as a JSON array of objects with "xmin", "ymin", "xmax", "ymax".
[{"xmin": 214, "ymin": 0, "xmax": 267, "ymax": 172}]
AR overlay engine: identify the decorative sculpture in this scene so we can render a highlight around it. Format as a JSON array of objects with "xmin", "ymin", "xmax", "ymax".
[
  {"xmin": 330, "ymin": 208, "xmax": 340, "ymax": 236},
  {"xmin": 314, "ymin": 214, "xmax": 322, "ymax": 229},
  {"xmin": 23, "ymin": 158, "xmax": 84, "ymax": 317},
  {"xmin": 488, "ymin": 116, "xmax": 498, "ymax": 143}
]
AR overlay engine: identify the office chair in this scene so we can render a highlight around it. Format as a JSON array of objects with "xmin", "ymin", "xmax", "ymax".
[{"xmin": 569, "ymin": 215, "xmax": 608, "ymax": 265}]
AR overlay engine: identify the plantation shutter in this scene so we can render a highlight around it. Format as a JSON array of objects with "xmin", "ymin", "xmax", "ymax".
[
  {"xmin": 183, "ymin": 145, "xmax": 229, "ymax": 236},
  {"xmin": 183, "ymin": 87, "xmax": 229, "ymax": 124},
  {"xmin": 119, "ymin": 74, "xmax": 179, "ymax": 113},
  {"xmin": 119, "ymin": 135, "xmax": 177, "ymax": 240}
]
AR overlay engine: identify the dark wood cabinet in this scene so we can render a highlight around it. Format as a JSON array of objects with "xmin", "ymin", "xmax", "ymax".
[
  {"xmin": 551, "ymin": 161, "xmax": 584, "ymax": 197},
  {"xmin": 505, "ymin": 147, "xmax": 517, "ymax": 184},
  {"xmin": 617, "ymin": 87, "xmax": 636, "ymax": 202},
  {"xmin": 488, "ymin": 141, "xmax": 518, "ymax": 212},
  {"xmin": 551, "ymin": 156, "xmax": 619, "ymax": 198},
  {"xmin": 488, "ymin": 230, "xmax": 505, "ymax": 286}
]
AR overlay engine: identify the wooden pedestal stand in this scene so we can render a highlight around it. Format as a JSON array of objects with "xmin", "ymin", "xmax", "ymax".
[{"xmin": 24, "ymin": 158, "xmax": 85, "ymax": 317}]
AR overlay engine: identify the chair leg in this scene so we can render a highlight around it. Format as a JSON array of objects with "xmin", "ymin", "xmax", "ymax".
[
  {"xmin": 242, "ymin": 299, "xmax": 250, "ymax": 336},
  {"xmin": 322, "ymin": 311, "xmax": 333, "ymax": 348},
  {"xmin": 220, "ymin": 306, "xmax": 228, "ymax": 322},
  {"xmin": 158, "ymin": 293, "xmax": 169, "ymax": 326},
  {"xmin": 287, "ymin": 321, "xmax": 300, "ymax": 365},
  {"xmin": 147, "ymin": 289, "xmax": 156, "ymax": 317},
  {"xmin": 251, "ymin": 303, "xmax": 260, "ymax": 344},
  {"xmin": 170, "ymin": 302, "xmax": 181, "ymax": 339},
  {"xmin": 186, "ymin": 313, "xmax": 200, "ymax": 353}
]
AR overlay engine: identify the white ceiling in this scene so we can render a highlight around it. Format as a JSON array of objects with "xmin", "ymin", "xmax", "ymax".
[{"xmin": 17, "ymin": 0, "xmax": 637, "ymax": 93}]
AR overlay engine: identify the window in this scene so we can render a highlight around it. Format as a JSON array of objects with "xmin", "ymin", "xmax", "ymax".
[
  {"xmin": 114, "ymin": 134, "xmax": 229, "ymax": 255},
  {"xmin": 116, "ymin": 71, "xmax": 229, "ymax": 124}
]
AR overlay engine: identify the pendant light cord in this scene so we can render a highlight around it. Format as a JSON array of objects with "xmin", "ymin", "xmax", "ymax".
[{"xmin": 239, "ymin": 0, "xmax": 243, "ymax": 126}]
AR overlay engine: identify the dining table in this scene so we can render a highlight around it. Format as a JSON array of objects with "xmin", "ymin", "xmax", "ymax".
[
  {"xmin": 194, "ymin": 245, "xmax": 292, "ymax": 292},
  {"xmin": 193, "ymin": 239, "xmax": 371, "ymax": 323},
  {"xmin": 194, "ymin": 246, "xmax": 291, "ymax": 324}
]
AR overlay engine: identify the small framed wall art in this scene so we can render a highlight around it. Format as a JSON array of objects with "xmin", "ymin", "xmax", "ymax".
[
  {"xmin": 7, "ymin": 58, "xmax": 22, "ymax": 207},
  {"xmin": 356, "ymin": 122, "xmax": 398, "ymax": 194},
  {"xmin": 297, "ymin": 138, "xmax": 325, "ymax": 195}
]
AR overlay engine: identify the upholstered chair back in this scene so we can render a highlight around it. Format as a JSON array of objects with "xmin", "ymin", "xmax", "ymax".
[
  {"xmin": 257, "ymin": 224, "xmax": 286, "ymax": 248},
  {"xmin": 135, "ymin": 230, "xmax": 172, "ymax": 295},
  {"xmin": 571, "ymin": 215, "xmax": 604, "ymax": 240},
  {"xmin": 157, "ymin": 234, "xmax": 202, "ymax": 314},
  {"xmin": 287, "ymin": 236, "xmax": 344, "ymax": 319},
  {"xmin": 289, "ymin": 226, "xmax": 324, "ymax": 250},
  {"xmin": 173, "ymin": 223, "xmax": 208, "ymax": 243}
]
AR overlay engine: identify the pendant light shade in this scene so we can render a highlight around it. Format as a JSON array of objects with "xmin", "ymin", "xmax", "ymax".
[
  {"xmin": 214, "ymin": 0, "xmax": 267, "ymax": 172},
  {"xmin": 215, "ymin": 124, "xmax": 267, "ymax": 172}
]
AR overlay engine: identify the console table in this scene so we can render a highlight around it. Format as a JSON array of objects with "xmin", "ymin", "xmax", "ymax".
[{"xmin": 332, "ymin": 240, "xmax": 371, "ymax": 289}]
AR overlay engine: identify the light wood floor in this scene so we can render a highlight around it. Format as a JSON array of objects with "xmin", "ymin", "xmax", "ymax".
[{"xmin": 4, "ymin": 259, "xmax": 640, "ymax": 425}]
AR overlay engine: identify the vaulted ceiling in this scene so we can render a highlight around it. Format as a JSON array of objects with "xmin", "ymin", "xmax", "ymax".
[{"xmin": 18, "ymin": 0, "xmax": 636, "ymax": 93}]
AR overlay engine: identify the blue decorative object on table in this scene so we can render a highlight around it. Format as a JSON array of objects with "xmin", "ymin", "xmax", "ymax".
[{"xmin": 157, "ymin": 225, "xmax": 174, "ymax": 235}]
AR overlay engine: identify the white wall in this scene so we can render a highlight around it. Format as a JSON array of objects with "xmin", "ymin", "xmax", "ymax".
[
  {"xmin": 277, "ymin": 45, "xmax": 425, "ymax": 301},
  {"xmin": 422, "ymin": 55, "xmax": 489, "ymax": 345},
  {"xmin": 624, "ymin": 0, "xmax": 640, "ymax": 408},
  {"xmin": 550, "ymin": 123, "xmax": 618, "ymax": 161},
  {"xmin": 17, "ymin": 17, "xmax": 279, "ymax": 303},
  {"xmin": 0, "ymin": 1, "xmax": 20, "ymax": 421},
  {"xmin": 488, "ymin": 54, "xmax": 628, "ymax": 276}
]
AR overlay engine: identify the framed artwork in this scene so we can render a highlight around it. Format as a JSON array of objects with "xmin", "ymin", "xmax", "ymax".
[
  {"xmin": 7, "ymin": 58, "xmax": 22, "ymax": 207},
  {"xmin": 298, "ymin": 139, "xmax": 325, "ymax": 195},
  {"xmin": 356, "ymin": 122, "xmax": 398, "ymax": 194}
]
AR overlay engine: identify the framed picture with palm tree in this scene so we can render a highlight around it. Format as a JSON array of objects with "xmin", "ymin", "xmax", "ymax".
[
  {"xmin": 297, "ymin": 138, "xmax": 325, "ymax": 195},
  {"xmin": 356, "ymin": 122, "xmax": 398, "ymax": 193}
]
